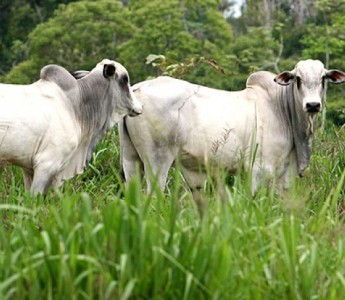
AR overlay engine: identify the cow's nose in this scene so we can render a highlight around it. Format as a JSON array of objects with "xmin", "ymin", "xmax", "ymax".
[
  {"xmin": 128, "ymin": 107, "xmax": 143, "ymax": 117},
  {"xmin": 306, "ymin": 102, "xmax": 321, "ymax": 113}
]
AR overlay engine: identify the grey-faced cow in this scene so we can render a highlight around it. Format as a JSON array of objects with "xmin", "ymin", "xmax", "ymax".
[
  {"xmin": 119, "ymin": 59, "xmax": 345, "ymax": 194},
  {"xmin": 0, "ymin": 59, "xmax": 142, "ymax": 194}
]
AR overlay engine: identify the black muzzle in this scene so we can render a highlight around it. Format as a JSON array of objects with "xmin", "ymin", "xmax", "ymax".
[{"xmin": 306, "ymin": 102, "xmax": 321, "ymax": 113}]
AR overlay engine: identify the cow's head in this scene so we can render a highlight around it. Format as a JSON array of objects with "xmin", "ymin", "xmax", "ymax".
[
  {"xmin": 274, "ymin": 59, "xmax": 345, "ymax": 114},
  {"xmin": 73, "ymin": 60, "xmax": 143, "ymax": 127},
  {"xmin": 98, "ymin": 59, "xmax": 143, "ymax": 123}
]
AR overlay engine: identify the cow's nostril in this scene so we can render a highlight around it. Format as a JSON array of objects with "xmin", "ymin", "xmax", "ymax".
[
  {"xmin": 306, "ymin": 102, "xmax": 321, "ymax": 113},
  {"xmin": 128, "ymin": 108, "xmax": 142, "ymax": 117}
]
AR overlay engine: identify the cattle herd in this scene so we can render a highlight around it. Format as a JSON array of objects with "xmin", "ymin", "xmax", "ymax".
[{"xmin": 0, "ymin": 58, "xmax": 344, "ymax": 195}]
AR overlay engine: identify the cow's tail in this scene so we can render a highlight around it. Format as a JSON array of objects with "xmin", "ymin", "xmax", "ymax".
[
  {"xmin": 118, "ymin": 116, "xmax": 143, "ymax": 183},
  {"xmin": 118, "ymin": 117, "xmax": 128, "ymax": 181}
]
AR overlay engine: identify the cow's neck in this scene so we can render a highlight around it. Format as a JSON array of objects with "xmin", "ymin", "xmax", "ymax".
[
  {"xmin": 77, "ymin": 74, "xmax": 114, "ymax": 137},
  {"xmin": 77, "ymin": 74, "xmax": 116, "ymax": 168},
  {"xmin": 275, "ymin": 85, "xmax": 316, "ymax": 176},
  {"xmin": 289, "ymin": 85, "xmax": 317, "ymax": 175}
]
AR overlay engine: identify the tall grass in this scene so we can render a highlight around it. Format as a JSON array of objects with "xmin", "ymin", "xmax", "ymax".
[{"xmin": 0, "ymin": 128, "xmax": 344, "ymax": 299}]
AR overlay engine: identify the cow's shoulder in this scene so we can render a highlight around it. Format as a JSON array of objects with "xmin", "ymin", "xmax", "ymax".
[{"xmin": 40, "ymin": 65, "xmax": 77, "ymax": 91}]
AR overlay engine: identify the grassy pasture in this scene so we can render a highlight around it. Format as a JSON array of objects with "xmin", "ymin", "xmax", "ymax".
[{"xmin": 0, "ymin": 127, "xmax": 344, "ymax": 299}]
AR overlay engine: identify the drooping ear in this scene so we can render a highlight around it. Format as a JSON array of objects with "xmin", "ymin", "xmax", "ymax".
[
  {"xmin": 325, "ymin": 69, "xmax": 345, "ymax": 84},
  {"xmin": 70, "ymin": 70, "xmax": 89, "ymax": 79},
  {"xmin": 103, "ymin": 64, "xmax": 116, "ymax": 78},
  {"xmin": 274, "ymin": 71, "xmax": 295, "ymax": 86}
]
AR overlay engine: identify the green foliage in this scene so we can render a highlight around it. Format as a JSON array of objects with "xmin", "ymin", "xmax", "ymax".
[
  {"xmin": 118, "ymin": 0, "xmax": 191, "ymax": 81},
  {"xmin": 118, "ymin": 0, "xmax": 234, "ymax": 87},
  {"xmin": 300, "ymin": 1, "xmax": 345, "ymax": 126},
  {"xmin": 0, "ymin": 129, "xmax": 344, "ymax": 298},
  {"xmin": 231, "ymin": 27, "xmax": 280, "ymax": 71},
  {"xmin": 29, "ymin": 1, "xmax": 135, "ymax": 70},
  {"xmin": 302, "ymin": 24, "xmax": 345, "ymax": 62},
  {"xmin": 3, "ymin": 59, "xmax": 41, "ymax": 84},
  {"xmin": 0, "ymin": 0, "xmax": 40, "ymax": 75},
  {"xmin": 146, "ymin": 53, "xmax": 227, "ymax": 79},
  {"xmin": 0, "ymin": 0, "xmax": 76, "ymax": 75},
  {"xmin": 2, "ymin": 0, "xmax": 345, "ymax": 125},
  {"xmin": 4, "ymin": 1, "xmax": 135, "ymax": 83},
  {"xmin": 301, "ymin": 0, "xmax": 345, "ymax": 67}
]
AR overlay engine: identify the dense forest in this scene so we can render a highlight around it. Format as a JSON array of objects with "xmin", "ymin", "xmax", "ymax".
[{"xmin": 1, "ymin": 0, "xmax": 345, "ymax": 125}]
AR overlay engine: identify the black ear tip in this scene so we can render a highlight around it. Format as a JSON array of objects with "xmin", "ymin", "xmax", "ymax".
[
  {"xmin": 70, "ymin": 70, "xmax": 89, "ymax": 79},
  {"xmin": 103, "ymin": 64, "xmax": 116, "ymax": 78}
]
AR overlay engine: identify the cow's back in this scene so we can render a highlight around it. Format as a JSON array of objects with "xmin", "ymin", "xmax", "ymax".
[
  {"xmin": 128, "ymin": 76, "xmax": 258, "ymax": 171},
  {"xmin": 133, "ymin": 76, "xmax": 197, "ymax": 111},
  {"xmin": 0, "ymin": 83, "xmax": 47, "ymax": 167},
  {"xmin": 0, "ymin": 81, "xmax": 79, "ymax": 169}
]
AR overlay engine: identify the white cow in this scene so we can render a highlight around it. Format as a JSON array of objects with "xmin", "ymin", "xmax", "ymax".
[
  {"xmin": 119, "ymin": 59, "xmax": 345, "ymax": 194},
  {"xmin": 0, "ymin": 59, "xmax": 142, "ymax": 194}
]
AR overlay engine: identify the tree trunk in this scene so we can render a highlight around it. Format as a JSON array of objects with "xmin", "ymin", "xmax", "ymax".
[
  {"xmin": 321, "ymin": 17, "xmax": 330, "ymax": 131},
  {"xmin": 263, "ymin": 0, "xmax": 272, "ymax": 30}
]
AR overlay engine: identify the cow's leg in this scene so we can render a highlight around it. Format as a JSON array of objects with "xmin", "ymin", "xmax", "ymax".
[
  {"xmin": 144, "ymin": 152, "xmax": 175, "ymax": 193},
  {"xmin": 251, "ymin": 163, "xmax": 291, "ymax": 195},
  {"xmin": 181, "ymin": 168, "xmax": 207, "ymax": 190},
  {"xmin": 250, "ymin": 164, "xmax": 274, "ymax": 195},
  {"xmin": 30, "ymin": 164, "xmax": 58, "ymax": 195},
  {"xmin": 119, "ymin": 120, "xmax": 144, "ymax": 183},
  {"xmin": 250, "ymin": 168, "xmax": 261, "ymax": 194},
  {"xmin": 181, "ymin": 168, "xmax": 208, "ymax": 214},
  {"xmin": 122, "ymin": 154, "xmax": 144, "ymax": 183},
  {"xmin": 251, "ymin": 151, "xmax": 298, "ymax": 195},
  {"xmin": 22, "ymin": 169, "xmax": 34, "ymax": 191},
  {"xmin": 277, "ymin": 152, "xmax": 298, "ymax": 191}
]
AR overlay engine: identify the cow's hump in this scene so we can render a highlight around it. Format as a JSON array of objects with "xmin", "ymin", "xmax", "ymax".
[
  {"xmin": 40, "ymin": 65, "xmax": 77, "ymax": 91},
  {"xmin": 246, "ymin": 71, "xmax": 276, "ymax": 90}
]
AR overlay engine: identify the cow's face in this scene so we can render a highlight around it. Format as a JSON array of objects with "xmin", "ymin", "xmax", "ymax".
[
  {"xmin": 274, "ymin": 59, "xmax": 345, "ymax": 114},
  {"xmin": 101, "ymin": 59, "xmax": 143, "ymax": 124}
]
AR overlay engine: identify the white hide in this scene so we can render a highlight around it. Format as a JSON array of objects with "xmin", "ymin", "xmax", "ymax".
[
  {"xmin": 120, "ymin": 59, "xmax": 345, "ymax": 193},
  {"xmin": 0, "ymin": 59, "xmax": 142, "ymax": 194}
]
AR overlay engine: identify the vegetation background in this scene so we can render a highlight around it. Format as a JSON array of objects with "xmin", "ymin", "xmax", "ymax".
[
  {"xmin": 1, "ymin": 0, "xmax": 345, "ymax": 124},
  {"xmin": 0, "ymin": 0, "xmax": 345, "ymax": 299}
]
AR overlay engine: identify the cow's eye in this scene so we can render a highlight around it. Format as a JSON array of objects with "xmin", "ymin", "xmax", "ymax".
[
  {"xmin": 296, "ymin": 76, "xmax": 302, "ymax": 88},
  {"xmin": 120, "ymin": 74, "xmax": 129, "ymax": 86}
]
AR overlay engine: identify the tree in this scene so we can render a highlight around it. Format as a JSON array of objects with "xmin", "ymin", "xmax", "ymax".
[
  {"xmin": 302, "ymin": 0, "xmax": 345, "ymax": 128},
  {"xmin": 227, "ymin": 26, "xmax": 281, "ymax": 89},
  {"xmin": 0, "ymin": 0, "xmax": 76, "ymax": 75},
  {"xmin": 118, "ymin": 0, "xmax": 234, "ymax": 89},
  {"xmin": 4, "ymin": 0, "xmax": 135, "ymax": 83},
  {"xmin": 231, "ymin": 0, "xmax": 318, "ymax": 60}
]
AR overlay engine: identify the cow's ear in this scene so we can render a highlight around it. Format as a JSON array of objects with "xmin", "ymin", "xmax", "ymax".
[
  {"xmin": 274, "ymin": 71, "xmax": 295, "ymax": 86},
  {"xmin": 70, "ymin": 70, "xmax": 89, "ymax": 79},
  {"xmin": 325, "ymin": 69, "xmax": 345, "ymax": 84},
  {"xmin": 103, "ymin": 64, "xmax": 116, "ymax": 78}
]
